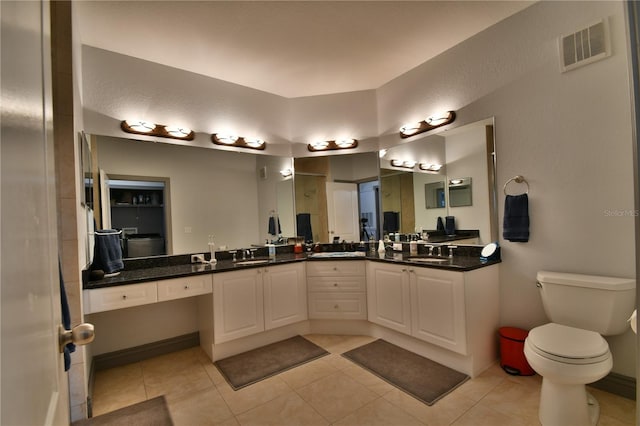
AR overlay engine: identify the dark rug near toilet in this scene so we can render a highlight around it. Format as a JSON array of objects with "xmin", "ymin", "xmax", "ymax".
[
  {"xmin": 72, "ymin": 396, "xmax": 173, "ymax": 426},
  {"xmin": 214, "ymin": 335, "xmax": 329, "ymax": 390},
  {"xmin": 342, "ymin": 339, "xmax": 469, "ymax": 406}
]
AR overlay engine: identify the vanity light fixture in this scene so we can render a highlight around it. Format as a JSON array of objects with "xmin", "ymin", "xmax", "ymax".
[
  {"xmin": 399, "ymin": 110, "xmax": 456, "ymax": 139},
  {"xmin": 121, "ymin": 120, "xmax": 195, "ymax": 141},
  {"xmin": 390, "ymin": 159, "xmax": 416, "ymax": 169},
  {"xmin": 211, "ymin": 133, "xmax": 266, "ymax": 150},
  {"xmin": 449, "ymin": 178, "xmax": 465, "ymax": 185},
  {"xmin": 419, "ymin": 163, "xmax": 443, "ymax": 172},
  {"xmin": 307, "ymin": 139, "xmax": 358, "ymax": 152},
  {"xmin": 280, "ymin": 168, "xmax": 293, "ymax": 177}
]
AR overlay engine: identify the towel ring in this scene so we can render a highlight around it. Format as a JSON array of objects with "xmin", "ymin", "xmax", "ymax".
[{"xmin": 503, "ymin": 175, "xmax": 529, "ymax": 195}]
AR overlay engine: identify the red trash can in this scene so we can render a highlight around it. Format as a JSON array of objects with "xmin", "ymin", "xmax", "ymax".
[{"xmin": 498, "ymin": 327, "xmax": 536, "ymax": 376}]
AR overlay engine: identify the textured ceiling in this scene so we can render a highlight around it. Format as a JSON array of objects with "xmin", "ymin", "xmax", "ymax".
[{"xmin": 76, "ymin": 1, "xmax": 534, "ymax": 98}]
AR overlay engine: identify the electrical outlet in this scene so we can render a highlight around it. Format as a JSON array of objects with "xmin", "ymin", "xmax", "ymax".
[{"xmin": 191, "ymin": 254, "xmax": 205, "ymax": 263}]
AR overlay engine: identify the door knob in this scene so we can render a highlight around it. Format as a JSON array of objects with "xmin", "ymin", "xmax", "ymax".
[{"xmin": 59, "ymin": 323, "xmax": 95, "ymax": 353}]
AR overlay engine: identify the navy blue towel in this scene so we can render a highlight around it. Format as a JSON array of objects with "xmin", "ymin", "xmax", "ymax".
[
  {"xmin": 59, "ymin": 260, "xmax": 75, "ymax": 371},
  {"xmin": 268, "ymin": 216, "xmax": 281, "ymax": 235},
  {"xmin": 503, "ymin": 194, "xmax": 530, "ymax": 242},
  {"xmin": 296, "ymin": 213, "xmax": 313, "ymax": 243},
  {"xmin": 92, "ymin": 230, "xmax": 124, "ymax": 273},
  {"xmin": 445, "ymin": 216, "xmax": 455, "ymax": 235},
  {"xmin": 383, "ymin": 211, "xmax": 399, "ymax": 233}
]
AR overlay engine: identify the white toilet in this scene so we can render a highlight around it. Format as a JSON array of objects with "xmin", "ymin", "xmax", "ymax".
[{"xmin": 523, "ymin": 271, "xmax": 635, "ymax": 426}]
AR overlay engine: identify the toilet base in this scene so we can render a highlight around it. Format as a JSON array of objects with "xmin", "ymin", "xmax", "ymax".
[{"xmin": 539, "ymin": 379, "xmax": 599, "ymax": 426}]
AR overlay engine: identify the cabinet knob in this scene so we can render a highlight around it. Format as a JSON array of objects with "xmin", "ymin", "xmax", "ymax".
[
  {"xmin": 334, "ymin": 304, "xmax": 339, "ymax": 309},
  {"xmin": 333, "ymin": 267, "xmax": 338, "ymax": 271},
  {"xmin": 184, "ymin": 285, "xmax": 189, "ymax": 290},
  {"xmin": 122, "ymin": 294, "xmax": 127, "ymax": 299},
  {"xmin": 333, "ymin": 283, "xmax": 338, "ymax": 287}
]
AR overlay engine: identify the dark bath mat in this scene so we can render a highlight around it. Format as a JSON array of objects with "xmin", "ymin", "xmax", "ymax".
[
  {"xmin": 72, "ymin": 396, "xmax": 173, "ymax": 426},
  {"xmin": 214, "ymin": 335, "xmax": 329, "ymax": 390},
  {"xmin": 342, "ymin": 339, "xmax": 469, "ymax": 406}
]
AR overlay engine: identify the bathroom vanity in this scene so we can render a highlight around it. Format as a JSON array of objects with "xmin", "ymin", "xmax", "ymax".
[{"xmin": 84, "ymin": 248, "xmax": 499, "ymax": 377}]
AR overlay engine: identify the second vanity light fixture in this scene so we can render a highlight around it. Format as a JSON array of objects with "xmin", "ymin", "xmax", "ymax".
[
  {"xmin": 121, "ymin": 119, "xmax": 195, "ymax": 141},
  {"xmin": 211, "ymin": 133, "xmax": 266, "ymax": 150},
  {"xmin": 307, "ymin": 138, "xmax": 358, "ymax": 152},
  {"xmin": 399, "ymin": 111, "xmax": 456, "ymax": 138}
]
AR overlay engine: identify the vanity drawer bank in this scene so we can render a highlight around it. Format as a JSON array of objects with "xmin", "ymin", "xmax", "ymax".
[
  {"xmin": 83, "ymin": 247, "xmax": 500, "ymax": 376},
  {"xmin": 307, "ymin": 260, "xmax": 367, "ymax": 320}
]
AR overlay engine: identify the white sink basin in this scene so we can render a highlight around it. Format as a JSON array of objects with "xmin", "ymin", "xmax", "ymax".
[
  {"xmin": 235, "ymin": 259, "xmax": 270, "ymax": 266},
  {"xmin": 407, "ymin": 257, "xmax": 449, "ymax": 263}
]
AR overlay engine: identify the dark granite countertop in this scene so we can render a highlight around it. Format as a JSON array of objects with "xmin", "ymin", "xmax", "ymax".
[{"xmin": 84, "ymin": 244, "xmax": 500, "ymax": 290}]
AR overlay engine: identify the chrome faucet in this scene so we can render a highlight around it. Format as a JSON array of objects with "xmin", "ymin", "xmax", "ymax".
[{"xmin": 242, "ymin": 249, "xmax": 251, "ymax": 260}]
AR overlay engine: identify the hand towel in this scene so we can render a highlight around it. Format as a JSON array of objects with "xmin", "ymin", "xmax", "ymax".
[
  {"xmin": 445, "ymin": 216, "xmax": 455, "ymax": 235},
  {"xmin": 383, "ymin": 211, "xmax": 399, "ymax": 233},
  {"xmin": 92, "ymin": 230, "xmax": 124, "ymax": 273},
  {"xmin": 268, "ymin": 216, "xmax": 281, "ymax": 235},
  {"xmin": 59, "ymin": 260, "xmax": 75, "ymax": 371},
  {"xmin": 296, "ymin": 213, "xmax": 313, "ymax": 243},
  {"xmin": 436, "ymin": 216, "xmax": 445, "ymax": 231},
  {"xmin": 503, "ymin": 194, "xmax": 529, "ymax": 242}
]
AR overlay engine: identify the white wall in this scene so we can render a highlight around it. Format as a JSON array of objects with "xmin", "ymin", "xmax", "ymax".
[
  {"xmin": 97, "ymin": 136, "xmax": 260, "ymax": 252},
  {"xmin": 377, "ymin": 1, "xmax": 635, "ymax": 375}
]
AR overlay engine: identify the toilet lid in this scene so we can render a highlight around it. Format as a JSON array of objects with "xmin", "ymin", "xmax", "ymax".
[{"xmin": 528, "ymin": 323, "xmax": 610, "ymax": 362}]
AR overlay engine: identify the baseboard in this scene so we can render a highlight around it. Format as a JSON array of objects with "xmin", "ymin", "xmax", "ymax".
[
  {"xmin": 591, "ymin": 372, "xmax": 636, "ymax": 400},
  {"xmin": 92, "ymin": 332, "xmax": 200, "ymax": 371},
  {"xmin": 87, "ymin": 332, "xmax": 200, "ymax": 418}
]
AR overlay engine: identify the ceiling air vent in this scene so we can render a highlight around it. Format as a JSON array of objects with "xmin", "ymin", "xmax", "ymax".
[{"xmin": 559, "ymin": 19, "xmax": 610, "ymax": 73}]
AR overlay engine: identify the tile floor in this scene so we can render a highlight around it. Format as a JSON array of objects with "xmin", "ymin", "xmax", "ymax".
[{"xmin": 92, "ymin": 334, "xmax": 636, "ymax": 425}]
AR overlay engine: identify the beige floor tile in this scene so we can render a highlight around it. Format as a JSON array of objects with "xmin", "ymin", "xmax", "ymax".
[
  {"xmin": 333, "ymin": 397, "xmax": 426, "ymax": 426},
  {"xmin": 236, "ymin": 391, "xmax": 329, "ymax": 426},
  {"xmin": 216, "ymin": 375, "xmax": 292, "ymax": 415},
  {"xmin": 476, "ymin": 375, "xmax": 540, "ymax": 423},
  {"xmin": 296, "ymin": 372, "xmax": 379, "ymax": 423},
  {"xmin": 383, "ymin": 387, "xmax": 476, "ymax": 426},
  {"xmin": 451, "ymin": 403, "xmax": 529, "ymax": 426},
  {"xmin": 304, "ymin": 334, "xmax": 375, "ymax": 354},
  {"xmin": 166, "ymin": 385, "xmax": 235, "ymax": 426},
  {"xmin": 143, "ymin": 361, "xmax": 214, "ymax": 399},
  {"xmin": 92, "ymin": 363, "xmax": 147, "ymax": 416},
  {"xmin": 454, "ymin": 364, "xmax": 507, "ymax": 402},
  {"xmin": 279, "ymin": 357, "xmax": 338, "ymax": 389},
  {"xmin": 204, "ymin": 361, "xmax": 229, "ymax": 386},
  {"xmin": 588, "ymin": 387, "xmax": 636, "ymax": 425},
  {"xmin": 320, "ymin": 353, "xmax": 358, "ymax": 370}
]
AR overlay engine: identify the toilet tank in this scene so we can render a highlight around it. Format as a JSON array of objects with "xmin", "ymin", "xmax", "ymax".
[{"xmin": 537, "ymin": 271, "xmax": 636, "ymax": 336}]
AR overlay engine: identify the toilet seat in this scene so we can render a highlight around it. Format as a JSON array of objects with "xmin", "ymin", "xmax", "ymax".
[{"xmin": 527, "ymin": 323, "xmax": 610, "ymax": 365}]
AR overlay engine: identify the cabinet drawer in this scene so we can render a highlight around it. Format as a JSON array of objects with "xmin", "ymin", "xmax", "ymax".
[
  {"xmin": 157, "ymin": 275, "xmax": 212, "ymax": 301},
  {"xmin": 86, "ymin": 282, "xmax": 157, "ymax": 313},
  {"xmin": 306, "ymin": 260, "xmax": 365, "ymax": 277},
  {"xmin": 308, "ymin": 292, "xmax": 367, "ymax": 319},
  {"xmin": 307, "ymin": 276, "xmax": 366, "ymax": 292}
]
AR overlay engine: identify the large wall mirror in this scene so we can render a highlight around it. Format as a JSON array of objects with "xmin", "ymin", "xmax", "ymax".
[
  {"xmin": 379, "ymin": 117, "xmax": 497, "ymax": 245},
  {"xmin": 90, "ymin": 134, "xmax": 295, "ymax": 258},
  {"xmin": 293, "ymin": 152, "xmax": 379, "ymax": 244}
]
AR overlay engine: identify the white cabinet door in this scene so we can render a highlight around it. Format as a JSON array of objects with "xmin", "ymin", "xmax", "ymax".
[
  {"xmin": 213, "ymin": 269, "xmax": 264, "ymax": 343},
  {"xmin": 410, "ymin": 267, "xmax": 467, "ymax": 355},
  {"xmin": 263, "ymin": 263, "xmax": 307, "ymax": 330},
  {"xmin": 366, "ymin": 262, "xmax": 411, "ymax": 334}
]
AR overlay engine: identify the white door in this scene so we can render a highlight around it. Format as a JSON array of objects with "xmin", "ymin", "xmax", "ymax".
[
  {"xmin": 326, "ymin": 182, "xmax": 359, "ymax": 242},
  {"xmin": 99, "ymin": 169, "xmax": 111, "ymax": 229},
  {"xmin": 1, "ymin": 1, "xmax": 69, "ymax": 424}
]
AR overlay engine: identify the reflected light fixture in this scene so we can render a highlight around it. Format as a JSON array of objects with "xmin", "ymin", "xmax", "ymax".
[
  {"xmin": 307, "ymin": 138, "xmax": 358, "ymax": 152},
  {"xmin": 211, "ymin": 133, "xmax": 266, "ymax": 150},
  {"xmin": 280, "ymin": 168, "xmax": 293, "ymax": 177},
  {"xmin": 419, "ymin": 163, "xmax": 443, "ymax": 172},
  {"xmin": 399, "ymin": 111, "xmax": 456, "ymax": 138},
  {"xmin": 390, "ymin": 159, "xmax": 416, "ymax": 169}
]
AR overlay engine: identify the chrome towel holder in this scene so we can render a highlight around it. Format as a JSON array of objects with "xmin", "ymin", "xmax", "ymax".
[{"xmin": 503, "ymin": 175, "xmax": 529, "ymax": 195}]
